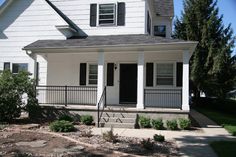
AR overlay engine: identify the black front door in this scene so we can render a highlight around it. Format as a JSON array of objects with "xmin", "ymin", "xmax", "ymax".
[{"xmin": 120, "ymin": 64, "xmax": 137, "ymax": 104}]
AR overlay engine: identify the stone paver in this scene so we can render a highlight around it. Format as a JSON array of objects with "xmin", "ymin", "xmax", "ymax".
[{"xmin": 92, "ymin": 109, "xmax": 236, "ymax": 157}]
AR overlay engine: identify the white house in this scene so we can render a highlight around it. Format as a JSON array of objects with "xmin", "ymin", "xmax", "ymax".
[{"xmin": 0, "ymin": 0, "xmax": 197, "ymax": 127}]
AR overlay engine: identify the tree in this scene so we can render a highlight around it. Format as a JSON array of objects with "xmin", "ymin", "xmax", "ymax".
[
  {"xmin": 173, "ymin": 0, "xmax": 236, "ymax": 99},
  {"xmin": 0, "ymin": 70, "xmax": 38, "ymax": 122}
]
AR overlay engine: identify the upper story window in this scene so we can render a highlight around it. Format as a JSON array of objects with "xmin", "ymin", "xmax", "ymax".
[
  {"xmin": 99, "ymin": 4, "xmax": 116, "ymax": 25},
  {"xmin": 90, "ymin": 3, "xmax": 125, "ymax": 27},
  {"xmin": 154, "ymin": 25, "xmax": 166, "ymax": 37}
]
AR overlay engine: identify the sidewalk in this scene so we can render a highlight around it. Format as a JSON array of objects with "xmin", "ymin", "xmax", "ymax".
[{"xmin": 92, "ymin": 109, "xmax": 236, "ymax": 157}]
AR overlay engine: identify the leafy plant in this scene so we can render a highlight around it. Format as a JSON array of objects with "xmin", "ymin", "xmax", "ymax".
[
  {"xmin": 102, "ymin": 127, "xmax": 118, "ymax": 143},
  {"xmin": 49, "ymin": 120, "xmax": 75, "ymax": 132},
  {"xmin": 80, "ymin": 115, "xmax": 93, "ymax": 125},
  {"xmin": 178, "ymin": 118, "xmax": 191, "ymax": 130},
  {"xmin": 139, "ymin": 116, "xmax": 151, "ymax": 128},
  {"xmin": 153, "ymin": 134, "xmax": 165, "ymax": 142},
  {"xmin": 151, "ymin": 118, "xmax": 164, "ymax": 130},
  {"xmin": 140, "ymin": 138, "xmax": 154, "ymax": 150},
  {"xmin": 166, "ymin": 119, "xmax": 178, "ymax": 130},
  {"xmin": 59, "ymin": 114, "xmax": 74, "ymax": 122}
]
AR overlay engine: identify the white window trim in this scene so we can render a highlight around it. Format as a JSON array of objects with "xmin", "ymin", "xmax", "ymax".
[
  {"xmin": 87, "ymin": 63, "xmax": 98, "ymax": 86},
  {"xmin": 154, "ymin": 61, "xmax": 176, "ymax": 88},
  {"xmin": 97, "ymin": 3, "xmax": 117, "ymax": 26}
]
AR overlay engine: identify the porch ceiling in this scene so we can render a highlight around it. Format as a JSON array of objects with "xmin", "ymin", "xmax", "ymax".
[{"xmin": 23, "ymin": 34, "xmax": 198, "ymax": 54}]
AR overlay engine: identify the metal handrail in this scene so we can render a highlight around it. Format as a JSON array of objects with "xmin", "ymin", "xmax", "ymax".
[{"xmin": 97, "ymin": 86, "xmax": 107, "ymax": 128}]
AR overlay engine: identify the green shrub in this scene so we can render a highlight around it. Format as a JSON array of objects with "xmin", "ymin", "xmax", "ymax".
[
  {"xmin": 151, "ymin": 118, "xmax": 164, "ymax": 130},
  {"xmin": 178, "ymin": 118, "xmax": 191, "ymax": 130},
  {"xmin": 80, "ymin": 115, "xmax": 93, "ymax": 125},
  {"xmin": 49, "ymin": 120, "xmax": 75, "ymax": 132},
  {"xmin": 139, "ymin": 116, "xmax": 151, "ymax": 128},
  {"xmin": 59, "ymin": 114, "xmax": 74, "ymax": 122},
  {"xmin": 153, "ymin": 134, "xmax": 165, "ymax": 142},
  {"xmin": 166, "ymin": 119, "xmax": 178, "ymax": 130},
  {"xmin": 140, "ymin": 138, "xmax": 154, "ymax": 150},
  {"xmin": 102, "ymin": 127, "xmax": 118, "ymax": 143}
]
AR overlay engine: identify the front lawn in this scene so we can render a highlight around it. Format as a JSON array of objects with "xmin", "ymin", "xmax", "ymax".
[{"xmin": 210, "ymin": 141, "xmax": 236, "ymax": 157}]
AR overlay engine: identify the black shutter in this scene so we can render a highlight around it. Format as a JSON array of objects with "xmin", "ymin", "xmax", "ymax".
[
  {"xmin": 117, "ymin": 2, "xmax": 125, "ymax": 26},
  {"xmin": 36, "ymin": 62, "xmax": 39, "ymax": 85},
  {"xmin": 146, "ymin": 63, "xmax": 154, "ymax": 87},
  {"xmin": 80, "ymin": 63, "xmax": 86, "ymax": 85},
  {"xmin": 147, "ymin": 12, "xmax": 150, "ymax": 34},
  {"xmin": 176, "ymin": 62, "xmax": 183, "ymax": 87},
  {"xmin": 3, "ymin": 62, "xmax": 10, "ymax": 70},
  {"xmin": 107, "ymin": 63, "xmax": 114, "ymax": 86},
  {"xmin": 90, "ymin": 4, "xmax": 97, "ymax": 27}
]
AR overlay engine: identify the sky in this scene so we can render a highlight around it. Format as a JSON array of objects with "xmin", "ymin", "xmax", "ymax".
[{"xmin": 0, "ymin": 0, "xmax": 235, "ymax": 53}]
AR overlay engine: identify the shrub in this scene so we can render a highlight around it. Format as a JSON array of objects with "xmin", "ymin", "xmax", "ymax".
[
  {"xmin": 59, "ymin": 114, "xmax": 74, "ymax": 122},
  {"xmin": 153, "ymin": 134, "xmax": 165, "ymax": 142},
  {"xmin": 49, "ymin": 120, "xmax": 75, "ymax": 132},
  {"xmin": 102, "ymin": 127, "xmax": 118, "ymax": 143},
  {"xmin": 140, "ymin": 138, "xmax": 154, "ymax": 150},
  {"xmin": 178, "ymin": 118, "xmax": 191, "ymax": 130},
  {"xmin": 80, "ymin": 115, "xmax": 93, "ymax": 125},
  {"xmin": 166, "ymin": 119, "xmax": 178, "ymax": 130},
  {"xmin": 80, "ymin": 129, "xmax": 93, "ymax": 137},
  {"xmin": 139, "ymin": 116, "xmax": 151, "ymax": 128},
  {"xmin": 151, "ymin": 118, "xmax": 164, "ymax": 130}
]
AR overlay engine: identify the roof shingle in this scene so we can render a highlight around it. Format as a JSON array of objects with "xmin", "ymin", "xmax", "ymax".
[{"xmin": 154, "ymin": 0, "xmax": 174, "ymax": 17}]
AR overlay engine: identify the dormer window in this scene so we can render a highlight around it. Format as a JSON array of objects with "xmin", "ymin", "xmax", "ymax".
[
  {"xmin": 90, "ymin": 3, "xmax": 125, "ymax": 27},
  {"xmin": 154, "ymin": 25, "xmax": 166, "ymax": 37}
]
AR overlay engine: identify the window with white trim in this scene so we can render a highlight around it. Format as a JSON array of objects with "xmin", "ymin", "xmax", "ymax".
[
  {"xmin": 99, "ymin": 4, "xmax": 116, "ymax": 25},
  {"xmin": 156, "ymin": 63, "xmax": 174, "ymax": 86},
  {"xmin": 88, "ymin": 64, "xmax": 98, "ymax": 85},
  {"xmin": 12, "ymin": 63, "xmax": 28, "ymax": 74}
]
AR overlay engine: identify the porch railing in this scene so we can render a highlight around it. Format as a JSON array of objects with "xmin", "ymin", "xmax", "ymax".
[
  {"xmin": 36, "ymin": 85, "xmax": 97, "ymax": 106},
  {"xmin": 97, "ymin": 86, "xmax": 107, "ymax": 128},
  {"xmin": 144, "ymin": 88, "xmax": 182, "ymax": 109}
]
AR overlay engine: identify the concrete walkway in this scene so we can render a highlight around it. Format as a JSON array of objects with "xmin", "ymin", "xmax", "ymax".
[{"xmin": 92, "ymin": 109, "xmax": 236, "ymax": 157}]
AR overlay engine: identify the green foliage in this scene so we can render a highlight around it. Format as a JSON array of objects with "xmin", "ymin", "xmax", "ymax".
[
  {"xmin": 80, "ymin": 115, "xmax": 93, "ymax": 125},
  {"xmin": 102, "ymin": 127, "xmax": 118, "ymax": 143},
  {"xmin": 139, "ymin": 116, "xmax": 151, "ymax": 128},
  {"xmin": 59, "ymin": 114, "xmax": 74, "ymax": 122},
  {"xmin": 140, "ymin": 138, "xmax": 154, "ymax": 150},
  {"xmin": 166, "ymin": 120, "xmax": 178, "ymax": 130},
  {"xmin": 178, "ymin": 118, "xmax": 191, "ymax": 130},
  {"xmin": 151, "ymin": 118, "xmax": 164, "ymax": 130},
  {"xmin": 173, "ymin": 0, "xmax": 236, "ymax": 99},
  {"xmin": 153, "ymin": 134, "xmax": 165, "ymax": 142},
  {"xmin": 0, "ymin": 70, "xmax": 38, "ymax": 122},
  {"xmin": 210, "ymin": 141, "xmax": 236, "ymax": 157},
  {"xmin": 49, "ymin": 120, "xmax": 75, "ymax": 132}
]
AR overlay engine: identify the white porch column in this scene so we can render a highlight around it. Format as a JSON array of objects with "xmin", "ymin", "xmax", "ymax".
[
  {"xmin": 182, "ymin": 51, "xmax": 190, "ymax": 111},
  {"xmin": 137, "ymin": 51, "xmax": 145, "ymax": 109},
  {"xmin": 97, "ymin": 51, "xmax": 105, "ymax": 107}
]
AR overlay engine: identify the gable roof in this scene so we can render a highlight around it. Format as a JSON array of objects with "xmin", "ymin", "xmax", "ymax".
[{"xmin": 154, "ymin": 0, "xmax": 174, "ymax": 17}]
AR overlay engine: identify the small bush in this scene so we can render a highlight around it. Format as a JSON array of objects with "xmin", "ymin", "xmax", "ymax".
[
  {"xmin": 153, "ymin": 134, "xmax": 165, "ymax": 142},
  {"xmin": 139, "ymin": 116, "xmax": 151, "ymax": 128},
  {"xmin": 80, "ymin": 115, "xmax": 93, "ymax": 125},
  {"xmin": 49, "ymin": 120, "xmax": 75, "ymax": 132},
  {"xmin": 81, "ymin": 129, "xmax": 93, "ymax": 137},
  {"xmin": 140, "ymin": 138, "xmax": 154, "ymax": 150},
  {"xmin": 102, "ymin": 127, "xmax": 118, "ymax": 143},
  {"xmin": 166, "ymin": 119, "xmax": 178, "ymax": 130},
  {"xmin": 179, "ymin": 118, "xmax": 191, "ymax": 130},
  {"xmin": 59, "ymin": 114, "xmax": 74, "ymax": 122},
  {"xmin": 151, "ymin": 118, "xmax": 164, "ymax": 130}
]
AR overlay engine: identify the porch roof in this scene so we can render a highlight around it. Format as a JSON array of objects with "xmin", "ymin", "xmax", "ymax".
[{"xmin": 23, "ymin": 34, "xmax": 197, "ymax": 52}]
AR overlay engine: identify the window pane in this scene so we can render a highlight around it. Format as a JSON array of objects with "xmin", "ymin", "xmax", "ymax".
[
  {"xmin": 4, "ymin": 62, "xmax": 10, "ymax": 70},
  {"xmin": 99, "ymin": 4, "xmax": 115, "ymax": 25},
  {"xmin": 156, "ymin": 63, "xmax": 173, "ymax": 85},
  {"xmin": 89, "ymin": 64, "xmax": 98, "ymax": 85},
  {"xmin": 154, "ymin": 25, "xmax": 166, "ymax": 37},
  {"xmin": 12, "ymin": 63, "xmax": 28, "ymax": 73}
]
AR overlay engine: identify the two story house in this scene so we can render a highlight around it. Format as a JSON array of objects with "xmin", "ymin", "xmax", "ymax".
[{"xmin": 0, "ymin": 0, "xmax": 197, "ymax": 127}]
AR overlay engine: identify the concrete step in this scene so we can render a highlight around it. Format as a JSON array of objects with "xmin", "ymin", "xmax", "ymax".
[
  {"xmin": 98, "ymin": 122, "xmax": 136, "ymax": 129},
  {"xmin": 102, "ymin": 112, "xmax": 137, "ymax": 118},
  {"xmin": 100, "ymin": 117, "xmax": 136, "ymax": 123}
]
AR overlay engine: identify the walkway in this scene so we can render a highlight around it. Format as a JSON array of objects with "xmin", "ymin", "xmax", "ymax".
[{"xmin": 92, "ymin": 109, "xmax": 236, "ymax": 157}]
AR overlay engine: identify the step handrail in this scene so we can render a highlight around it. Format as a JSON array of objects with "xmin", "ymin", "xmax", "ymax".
[{"xmin": 97, "ymin": 86, "xmax": 107, "ymax": 128}]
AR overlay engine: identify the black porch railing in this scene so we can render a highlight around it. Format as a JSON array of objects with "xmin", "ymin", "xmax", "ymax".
[
  {"xmin": 97, "ymin": 86, "xmax": 107, "ymax": 128},
  {"xmin": 144, "ymin": 88, "xmax": 182, "ymax": 109},
  {"xmin": 36, "ymin": 85, "xmax": 97, "ymax": 106}
]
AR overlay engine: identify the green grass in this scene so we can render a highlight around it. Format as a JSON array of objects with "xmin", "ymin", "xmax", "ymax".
[
  {"xmin": 210, "ymin": 141, "xmax": 236, "ymax": 157},
  {"xmin": 196, "ymin": 107, "xmax": 236, "ymax": 136}
]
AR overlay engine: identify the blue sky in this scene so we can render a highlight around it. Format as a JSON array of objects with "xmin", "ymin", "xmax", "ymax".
[{"xmin": 0, "ymin": 0, "xmax": 235, "ymax": 53}]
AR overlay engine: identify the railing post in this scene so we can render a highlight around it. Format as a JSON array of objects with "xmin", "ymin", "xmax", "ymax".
[
  {"xmin": 65, "ymin": 85, "xmax": 67, "ymax": 106},
  {"xmin": 97, "ymin": 104, "xmax": 100, "ymax": 128},
  {"xmin": 104, "ymin": 87, "xmax": 107, "ymax": 108}
]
